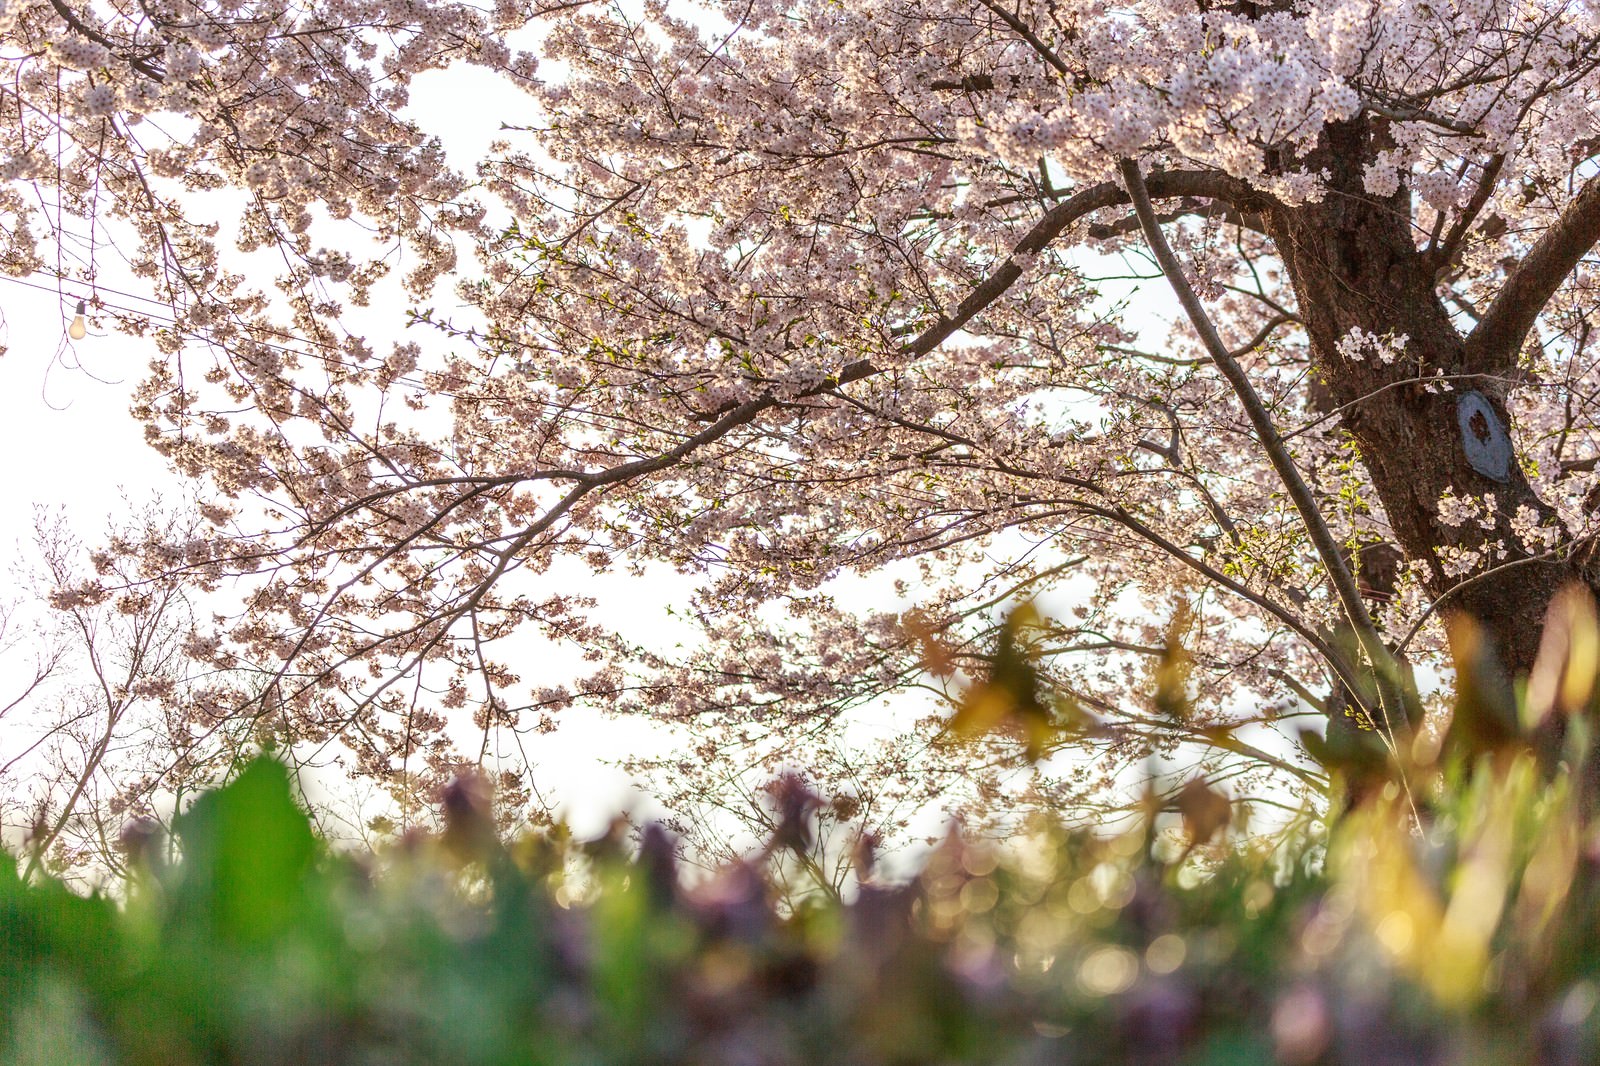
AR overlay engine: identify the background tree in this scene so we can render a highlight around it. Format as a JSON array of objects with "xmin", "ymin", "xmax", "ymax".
[
  {"xmin": 0, "ymin": 508, "xmax": 245, "ymax": 886},
  {"xmin": 2, "ymin": 0, "xmax": 1598, "ymax": 834}
]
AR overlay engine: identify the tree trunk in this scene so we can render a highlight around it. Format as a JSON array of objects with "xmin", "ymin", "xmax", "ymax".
[{"xmin": 1263, "ymin": 118, "xmax": 1580, "ymax": 681}]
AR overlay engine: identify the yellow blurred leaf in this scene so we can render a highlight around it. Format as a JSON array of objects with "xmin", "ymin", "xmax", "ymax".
[
  {"xmin": 1525, "ymin": 584, "xmax": 1600, "ymax": 730},
  {"xmin": 947, "ymin": 681, "xmax": 1014, "ymax": 739},
  {"xmin": 945, "ymin": 603, "xmax": 1059, "ymax": 761},
  {"xmin": 1176, "ymin": 778, "xmax": 1231, "ymax": 847},
  {"xmin": 1333, "ymin": 761, "xmax": 1540, "ymax": 1009},
  {"xmin": 1444, "ymin": 616, "xmax": 1521, "ymax": 758},
  {"xmin": 1334, "ymin": 800, "xmax": 1449, "ymax": 996},
  {"xmin": 1512, "ymin": 782, "xmax": 1578, "ymax": 947},
  {"xmin": 903, "ymin": 608, "xmax": 958, "ymax": 679},
  {"xmin": 1153, "ymin": 604, "xmax": 1195, "ymax": 719}
]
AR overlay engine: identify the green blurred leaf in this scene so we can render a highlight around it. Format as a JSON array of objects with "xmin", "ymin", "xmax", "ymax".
[
  {"xmin": 173, "ymin": 757, "xmax": 317, "ymax": 947},
  {"xmin": 3, "ymin": 977, "xmax": 114, "ymax": 1066}
]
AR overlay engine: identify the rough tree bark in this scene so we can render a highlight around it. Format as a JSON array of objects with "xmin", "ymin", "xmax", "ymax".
[{"xmin": 1265, "ymin": 117, "xmax": 1581, "ymax": 681}]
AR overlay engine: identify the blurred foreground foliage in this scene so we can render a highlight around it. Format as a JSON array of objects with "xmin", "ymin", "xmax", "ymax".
[{"xmin": 12, "ymin": 596, "xmax": 1600, "ymax": 1064}]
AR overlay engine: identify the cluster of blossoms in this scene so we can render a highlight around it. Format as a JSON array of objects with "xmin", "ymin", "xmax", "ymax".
[
  {"xmin": 1436, "ymin": 490, "xmax": 1500, "ymax": 532},
  {"xmin": 81, "ymin": 83, "xmax": 117, "ymax": 118},
  {"xmin": 1335, "ymin": 328, "xmax": 1411, "ymax": 365},
  {"xmin": 1438, "ymin": 543, "xmax": 1490, "ymax": 579},
  {"xmin": 49, "ymin": 35, "xmax": 110, "ymax": 69},
  {"xmin": 1510, "ymin": 504, "xmax": 1563, "ymax": 553},
  {"xmin": 0, "ymin": 0, "xmax": 539, "ymax": 297}
]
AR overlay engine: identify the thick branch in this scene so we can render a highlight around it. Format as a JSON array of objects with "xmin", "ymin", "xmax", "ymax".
[
  {"xmin": 699, "ymin": 170, "xmax": 1272, "ymax": 420},
  {"xmin": 974, "ymin": 0, "xmax": 1071, "ymax": 76},
  {"xmin": 1428, "ymin": 154, "xmax": 1504, "ymax": 275},
  {"xmin": 1467, "ymin": 173, "xmax": 1600, "ymax": 372},
  {"xmin": 929, "ymin": 74, "xmax": 995, "ymax": 92},
  {"xmin": 1087, "ymin": 199, "xmax": 1269, "ymax": 240},
  {"xmin": 46, "ymin": 0, "xmax": 164, "ymax": 79}
]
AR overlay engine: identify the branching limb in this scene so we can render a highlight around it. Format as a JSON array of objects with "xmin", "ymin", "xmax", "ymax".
[
  {"xmin": 973, "ymin": 0, "xmax": 1071, "ymax": 76},
  {"xmin": 696, "ymin": 170, "xmax": 1274, "ymax": 422},
  {"xmin": 1118, "ymin": 158, "xmax": 1407, "ymax": 735},
  {"xmin": 1428, "ymin": 154, "xmax": 1505, "ymax": 274},
  {"xmin": 1467, "ymin": 173, "xmax": 1600, "ymax": 373}
]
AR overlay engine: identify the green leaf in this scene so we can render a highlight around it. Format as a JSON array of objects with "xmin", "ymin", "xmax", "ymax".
[{"xmin": 172, "ymin": 758, "xmax": 317, "ymax": 947}]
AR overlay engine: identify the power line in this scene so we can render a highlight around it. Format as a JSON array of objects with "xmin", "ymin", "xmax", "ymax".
[{"xmin": 0, "ymin": 270, "xmax": 382, "ymax": 371}]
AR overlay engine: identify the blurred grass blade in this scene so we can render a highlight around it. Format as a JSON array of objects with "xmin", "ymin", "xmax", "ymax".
[{"xmin": 1525, "ymin": 584, "xmax": 1600, "ymax": 732}]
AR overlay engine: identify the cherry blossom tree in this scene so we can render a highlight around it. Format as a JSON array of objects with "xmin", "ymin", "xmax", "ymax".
[{"xmin": 4, "ymin": 0, "xmax": 1600, "ymax": 832}]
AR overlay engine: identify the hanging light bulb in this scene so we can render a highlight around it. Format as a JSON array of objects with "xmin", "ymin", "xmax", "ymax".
[{"xmin": 67, "ymin": 299, "xmax": 87, "ymax": 341}]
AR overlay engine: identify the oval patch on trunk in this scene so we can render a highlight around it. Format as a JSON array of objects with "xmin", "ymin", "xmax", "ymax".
[{"xmin": 1456, "ymin": 390, "xmax": 1512, "ymax": 483}]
